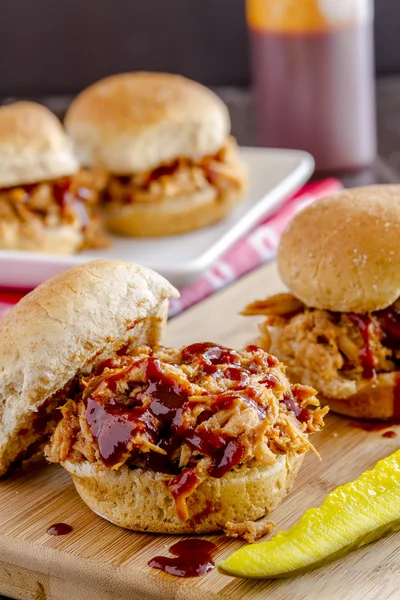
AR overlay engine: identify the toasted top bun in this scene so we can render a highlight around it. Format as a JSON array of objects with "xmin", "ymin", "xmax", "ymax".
[
  {"xmin": 278, "ymin": 185, "xmax": 400, "ymax": 313},
  {"xmin": 0, "ymin": 101, "xmax": 78, "ymax": 188},
  {"xmin": 0, "ymin": 260, "xmax": 178, "ymax": 474},
  {"xmin": 65, "ymin": 72, "xmax": 231, "ymax": 173}
]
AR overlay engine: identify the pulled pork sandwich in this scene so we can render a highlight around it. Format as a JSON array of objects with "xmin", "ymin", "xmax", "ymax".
[
  {"xmin": 64, "ymin": 72, "xmax": 247, "ymax": 237},
  {"xmin": 243, "ymin": 186, "xmax": 400, "ymax": 420},
  {"xmin": 0, "ymin": 101, "xmax": 109, "ymax": 253},
  {"xmin": 46, "ymin": 342, "xmax": 326, "ymax": 537},
  {"xmin": 0, "ymin": 260, "xmax": 178, "ymax": 476}
]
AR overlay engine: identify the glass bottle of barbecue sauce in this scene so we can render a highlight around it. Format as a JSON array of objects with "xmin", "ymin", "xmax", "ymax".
[{"xmin": 246, "ymin": 0, "xmax": 376, "ymax": 172}]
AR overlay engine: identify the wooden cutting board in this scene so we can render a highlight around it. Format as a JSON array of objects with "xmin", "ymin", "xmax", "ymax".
[{"xmin": 1, "ymin": 262, "xmax": 399, "ymax": 600}]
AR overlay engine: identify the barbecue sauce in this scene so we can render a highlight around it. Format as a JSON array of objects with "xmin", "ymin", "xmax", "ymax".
[
  {"xmin": 373, "ymin": 307, "xmax": 400, "ymax": 421},
  {"xmin": 85, "ymin": 397, "xmax": 159, "ymax": 467},
  {"xmin": 376, "ymin": 305, "xmax": 400, "ymax": 351},
  {"xmin": 168, "ymin": 468, "xmax": 201, "ymax": 502},
  {"xmin": 47, "ymin": 523, "xmax": 73, "ymax": 536},
  {"xmin": 149, "ymin": 539, "xmax": 216, "ymax": 578},
  {"xmin": 347, "ymin": 314, "xmax": 376, "ymax": 379},
  {"xmin": 208, "ymin": 438, "xmax": 246, "ymax": 478},
  {"xmin": 260, "ymin": 372, "xmax": 281, "ymax": 389},
  {"xmin": 181, "ymin": 342, "xmax": 241, "ymax": 372},
  {"xmin": 351, "ymin": 419, "xmax": 400, "ymax": 432},
  {"xmin": 282, "ymin": 392, "xmax": 310, "ymax": 423},
  {"xmin": 52, "ymin": 177, "xmax": 72, "ymax": 209},
  {"xmin": 246, "ymin": 345, "xmax": 278, "ymax": 367}
]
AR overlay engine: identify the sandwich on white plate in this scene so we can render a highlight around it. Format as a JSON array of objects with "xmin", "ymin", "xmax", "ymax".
[
  {"xmin": 0, "ymin": 101, "xmax": 109, "ymax": 253},
  {"xmin": 65, "ymin": 72, "xmax": 247, "ymax": 237}
]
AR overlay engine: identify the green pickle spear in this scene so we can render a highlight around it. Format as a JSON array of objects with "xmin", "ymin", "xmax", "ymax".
[{"xmin": 218, "ymin": 449, "xmax": 400, "ymax": 579}]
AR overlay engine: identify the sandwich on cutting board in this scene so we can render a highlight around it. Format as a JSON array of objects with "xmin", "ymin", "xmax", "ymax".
[
  {"xmin": 243, "ymin": 185, "xmax": 400, "ymax": 420},
  {"xmin": 0, "ymin": 260, "xmax": 326, "ymax": 539}
]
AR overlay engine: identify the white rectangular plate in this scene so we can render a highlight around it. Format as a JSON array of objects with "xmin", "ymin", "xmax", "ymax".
[{"xmin": 0, "ymin": 147, "xmax": 314, "ymax": 288}]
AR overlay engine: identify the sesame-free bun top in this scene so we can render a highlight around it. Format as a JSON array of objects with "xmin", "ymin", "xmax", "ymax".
[
  {"xmin": 0, "ymin": 101, "xmax": 78, "ymax": 188},
  {"xmin": 0, "ymin": 260, "xmax": 178, "ymax": 475},
  {"xmin": 65, "ymin": 72, "xmax": 231, "ymax": 173},
  {"xmin": 278, "ymin": 185, "xmax": 400, "ymax": 313}
]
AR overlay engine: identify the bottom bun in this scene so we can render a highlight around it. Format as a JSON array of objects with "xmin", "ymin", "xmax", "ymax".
[
  {"xmin": 0, "ymin": 221, "xmax": 84, "ymax": 254},
  {"xmin": 320, "ymin": 372, "xmax": 400, "ymax": 421},
  {"xmin": 103, "ymin": 186, "xmax": 244, "ymax": 237},
  {"xmin": 63, "ymin": 453, "xmax": 304, "ymax": 534}
]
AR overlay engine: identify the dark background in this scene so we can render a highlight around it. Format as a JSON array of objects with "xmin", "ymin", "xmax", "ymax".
[{"xmin": 0, "ymin": 0, "xmax": 398, "ymax": 96}]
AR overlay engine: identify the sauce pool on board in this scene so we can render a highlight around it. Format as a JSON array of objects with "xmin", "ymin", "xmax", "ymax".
[
  {"xmin": 47, "ymin": 523, "xmax": 73, "ymax": 536},
  {"xmin": 148, "ymin": 539, "xmax": 217, "ymax": 577}
]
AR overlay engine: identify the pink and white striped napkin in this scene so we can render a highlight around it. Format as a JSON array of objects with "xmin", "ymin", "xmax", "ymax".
[{"xmin": 0, "ymin": 178, "xmax": 342, "ymax": 319}]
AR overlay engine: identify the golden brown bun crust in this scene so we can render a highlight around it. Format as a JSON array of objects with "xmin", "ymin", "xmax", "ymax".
[
  {"xmin": 278, "ymin": 186, "xmax": 400, "ymax": 313},
  {"xmin": 320, "ymin": 372, "xmax": 400, "ymax": 420},
  {"xmin": 0, "ymin": 101, "xmax": 78, "ymax": 187},
  {"xmin": 65, "ymin": 72, "xmax": 230, "ymax": 173},
  {"xmin": 103, "ymin": 186, "xmax": 246, "ymax": 237},
  {"xmin": 0, "ymin": 260, "xmax": 179, "ymax": 476},
  {"xmin": 64, "ymin": 454, "xmax": 304, "ymax": 534}
]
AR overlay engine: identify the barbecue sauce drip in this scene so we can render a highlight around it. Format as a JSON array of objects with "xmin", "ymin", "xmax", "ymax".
[
  {"xmin": 47, "ymin": 523, "xmax": 73, "ymax": 536},
  {"xmin": 52, "ymin": 177, "xmax": 72, "ymax": 209},
  {"xmin": 148, "ymin": 539, "xmax": 216, "ymax": 578},
  {"xmin": 181, "ymin": 342, "xmax": 241, "ymax": 378},
  {"xmin": 382, "ymin": 430, "xmax": 397, "ymax": 439},
  {"xmin": 168, "ymin": 468, "xmax": 201, "ymax": 502},
  {"xmin": 376, "ymin": 305, "xmax": 400, "ymax": 350},
  {"xmin": 348, "ymin": 313, "xmax": 376, "ymax": 379}
]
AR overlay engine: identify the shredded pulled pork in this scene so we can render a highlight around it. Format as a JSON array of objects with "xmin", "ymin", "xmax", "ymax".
[
  {"xmin": 47, "ymin": 343, "xmax": 326, "ymax": 520},
  {"xmin": 104, "ymin": 137, "xmax": 246, "ymax": 205},
  {"xmin": 243, "ymin": 293, "xmax": 400, "ymax": 395},
  {"xmin": 0, "ymin": 170, "xmax": 109, "ymax": 250},
  {"xmin": 224, "ymin": 517, "xmax": 275, "ymax": 543}
]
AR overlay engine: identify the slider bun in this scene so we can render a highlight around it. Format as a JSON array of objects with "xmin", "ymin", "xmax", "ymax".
[
  {"xmin": 0, "ymin": 101, "xmax": 78, "ymax": 188},
  {"xmin": 65, "ymin": 72, "xmax": 230, "ymax": 173},
  {"xmin": 0, "ymin": 260, "xmax": 178, "ymax": 476},
  {"xmin": 0, "ymin": 221, "xmax": 84, "ymax": 254},
  {"xmin": 320, "ymin": 373, "xmax": 400, "ymax": 420},
  {"xmin": 104, "ymin": 185, "xmax": 245, "ymax": 237},
  {"xmin": 63, "ymin": 453, "xmax": 304, "ymax": 534},
  {"xmin": 278, "ymin": 186, "xmax": 400, "ymax": 313}
]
